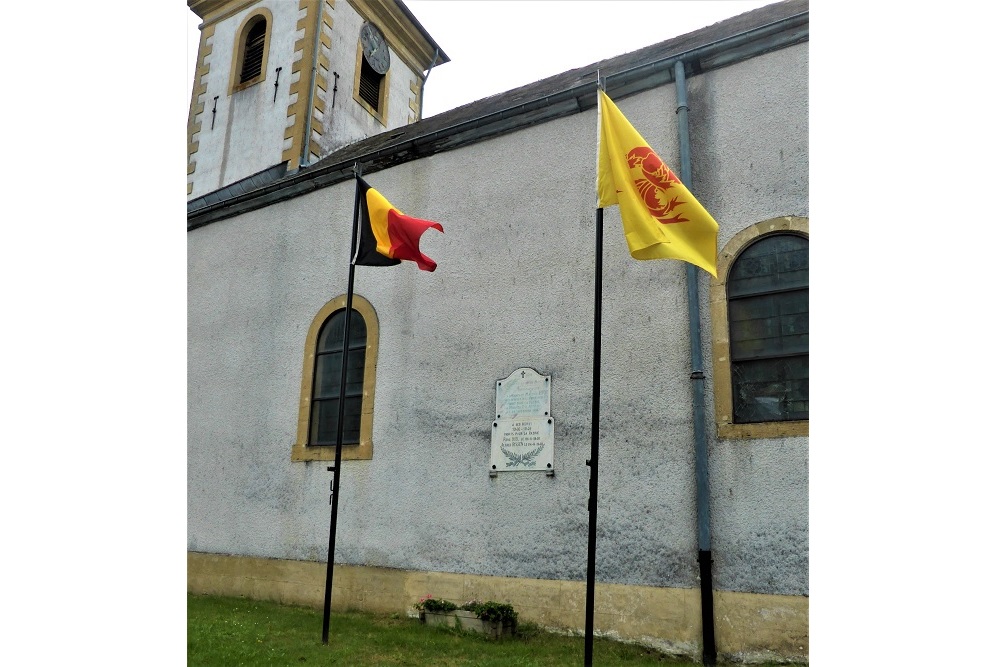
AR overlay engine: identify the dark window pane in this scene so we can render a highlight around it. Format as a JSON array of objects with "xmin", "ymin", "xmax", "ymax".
[
  {"xmin": 317, "ymin": 309, "xmax": 367, "ymax": 352},
  {"xmin": 728, "ymin": 234, "xmax": 808, "ymax": 298},
  {"xmin": 311, "ymin": 397, "xmax": 337, "ymax": 444},
  {"xmin": 729, "ymin": 290, "xmax": 808, "ymax": 360},
  {"xmin": 314, "ymin": 352, "xmax": 343, "ymax": 399},
  {"xmin": 342, "ymin": 396, "xmax": 362, "ymax": 439},
  {"xmin": 344, "ymin": 352, "xmax": 365, "ymax": 396},
  {"xmin": 732, "ymin": 356, "xmax": 809, "ymax": 423},
  {"xmin": 728, "ymin": 233, "xmax": 808, "ymax": 423},
  {"xmin": 311, "ymin": 398, "xmax": 361, "ymax": 445}
]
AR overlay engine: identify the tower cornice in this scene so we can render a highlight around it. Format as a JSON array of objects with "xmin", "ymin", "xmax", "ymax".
[
  {"xmin": 189, "ymin": 0, "xmax": 261, "ymax": 24},
  {"xmin": 345, "ymin": 0, "xmax": 448, "ymax": 73}
]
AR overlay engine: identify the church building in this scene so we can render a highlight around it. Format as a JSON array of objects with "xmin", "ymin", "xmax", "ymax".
[{"xmin": 187, "ymin": 1, "xmax": 809, "ymax": 663}]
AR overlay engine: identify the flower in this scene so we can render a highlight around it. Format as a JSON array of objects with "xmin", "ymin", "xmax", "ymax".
[{"xmin": 413, "ymin": 595, "xmax": 457, "ymax": 613}]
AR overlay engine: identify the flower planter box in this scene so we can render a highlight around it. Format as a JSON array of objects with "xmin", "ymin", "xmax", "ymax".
[{"xmin": 421, "ymin": 610, "xmax": 516, "ymax": 638}]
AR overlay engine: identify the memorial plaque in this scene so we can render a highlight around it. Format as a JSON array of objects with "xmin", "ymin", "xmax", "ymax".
[
  {"xmin": 491, "ymin": 416, "xmax": 554, "ymax": 472},
  {"xmin": 495, "ymin": 367, "xmax": 550, "ymax": 419},
  {"xmin": 491, "ymin": 368, "xmax": 554, "ymax": 474}
]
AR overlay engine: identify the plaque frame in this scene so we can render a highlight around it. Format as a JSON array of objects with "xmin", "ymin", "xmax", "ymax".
[{"xmin": 490, "ymin": 367, "xmax": 554, "ymax": 476}]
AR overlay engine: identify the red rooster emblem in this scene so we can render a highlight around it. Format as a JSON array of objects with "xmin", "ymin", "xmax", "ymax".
[{"xmin": 626, "ymin": 146, "xmax": 689, "ymax": 225}]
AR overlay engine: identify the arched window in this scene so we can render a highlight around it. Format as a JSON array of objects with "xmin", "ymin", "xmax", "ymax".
[
  {"xmin": 711, "ymin": 217, "xmax": 808, "ymax": 439},
  {"xmin": 229, "ymin": 10, "xmax": 272, "ymax": 93},
  {"xmin": 310, "ymin": 308, "xmax": 366, "ymax": 446},
  {"xmin": 728, "ymin": 233, "xmax": 808, "ymax": 423},
  {"xmin": 293, "ymin": 295, "xmax": 380, "ymax": 461}
]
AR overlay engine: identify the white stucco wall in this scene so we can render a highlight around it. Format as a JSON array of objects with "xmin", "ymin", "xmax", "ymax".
[{"xmin": 188, "ymin": 41, "xmax": 808, "ymax": 597}]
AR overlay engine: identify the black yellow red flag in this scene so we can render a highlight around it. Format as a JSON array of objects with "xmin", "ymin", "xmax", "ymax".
[{"xmin": 355, "ymin": 177, "xmax": 444, "ymax": 272}]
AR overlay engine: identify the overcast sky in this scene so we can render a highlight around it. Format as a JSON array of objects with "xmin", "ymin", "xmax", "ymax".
[
  {"xmin": 187, "ymin": 1, "xmax": 774, "ymax": 118},
  {"xmin": 401, "ymin": 0, "xmax": 774, "ymax": 116}
]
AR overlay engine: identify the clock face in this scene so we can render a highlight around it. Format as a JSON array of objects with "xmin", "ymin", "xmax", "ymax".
[{"xmin": 360, "ymin": 23, "xmax": 390, "ymax": 75}]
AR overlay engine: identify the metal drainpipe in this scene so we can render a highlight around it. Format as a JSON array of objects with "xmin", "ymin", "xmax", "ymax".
[
  {"xmin": 300, "ymin": 0, "xmax": 325, "ymax": 168},
  {"xmin": 674, "ymin": 58, "xmax": 717, "ymax": 667},
  {"xmin": 416, "ymin": 48, "xmax": 438, "ymax": 121}
]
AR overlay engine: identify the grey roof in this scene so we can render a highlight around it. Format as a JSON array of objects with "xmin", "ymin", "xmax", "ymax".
[
  {"xmin": 189, "ymin": 162, "xmax": 288, "ymax": 210},
  {"xmin": 189, "ymin": 0, "xmax": 807, "ymax": 230}
]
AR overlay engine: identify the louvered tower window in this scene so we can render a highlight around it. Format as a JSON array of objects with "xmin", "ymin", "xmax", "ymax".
[
  {"xmin": 727, "ymin": 233, "xmax": 808, "ymax": 423},
  {"xmin": 239, "ymin": 19, "xmax": 267, "ymax": 83},
  {"xmin": 358, "ymin": 60, "xmax": 382, "ymax": 110}
]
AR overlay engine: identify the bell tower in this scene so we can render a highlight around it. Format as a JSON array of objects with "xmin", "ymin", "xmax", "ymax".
[{"xmin": 186, "ymin": 0, "xmax": 447, "ymax": 200}]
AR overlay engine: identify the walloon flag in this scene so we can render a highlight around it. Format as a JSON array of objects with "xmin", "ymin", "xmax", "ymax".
[
  {"xmin": 354, "ymin": 177, "xmax": 444, "ymax": 272},
  {"xmin": 596, "ymin": 89, "xmax": 718, "ymax": 276}
]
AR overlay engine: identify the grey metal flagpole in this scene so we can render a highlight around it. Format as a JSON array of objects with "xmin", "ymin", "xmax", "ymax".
[{"xmin": 321, "ymin": 163, "xmax": 363, "ymax": 644}]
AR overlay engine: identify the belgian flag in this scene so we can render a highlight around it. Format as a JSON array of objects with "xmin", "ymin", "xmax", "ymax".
[{"xmin": 354, "ymin": 177, "xmax": 444, "ymax": 272}]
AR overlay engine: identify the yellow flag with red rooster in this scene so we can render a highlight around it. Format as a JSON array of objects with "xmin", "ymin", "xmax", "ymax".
[{"xmin": 597, "ymin": 90, "xmax": 718, "ymax": 276}]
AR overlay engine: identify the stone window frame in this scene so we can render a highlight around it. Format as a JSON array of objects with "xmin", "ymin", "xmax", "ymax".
[
  {"xmin": 710, "ymin": 216, "xmax": 809, "ymax": 439},
  {"xmin": 292, "ymin": 294, "xmax": 380, "ymax": 461}
]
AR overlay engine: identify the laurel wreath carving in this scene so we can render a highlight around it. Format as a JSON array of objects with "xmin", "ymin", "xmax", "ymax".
[{"xmin": 500, "ymin": 443, "xmax": 546, "ymax": 468}]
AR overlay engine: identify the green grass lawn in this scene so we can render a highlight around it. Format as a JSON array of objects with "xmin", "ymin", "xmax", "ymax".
[{"xmin": 188, "ymin": 593, "xmax": 715, "ymax": 666}]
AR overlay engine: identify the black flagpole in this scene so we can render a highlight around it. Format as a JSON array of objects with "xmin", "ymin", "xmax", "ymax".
[
  {"xmin": 322, "ymin": 163, "xmax": 363, "ymax": 644},
  {"xmin": 584, "ymin": 206, "xmax": 603, "ymax": 666}
]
